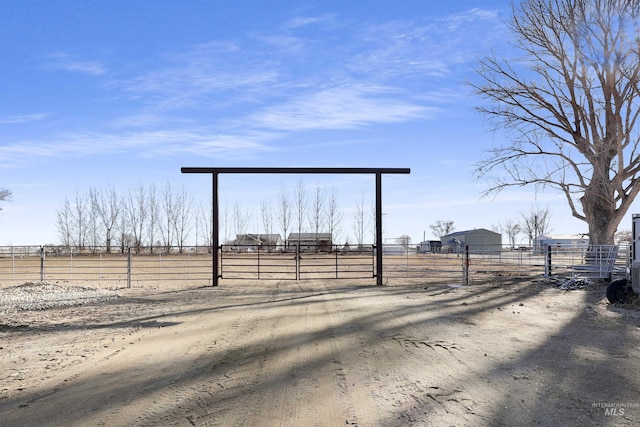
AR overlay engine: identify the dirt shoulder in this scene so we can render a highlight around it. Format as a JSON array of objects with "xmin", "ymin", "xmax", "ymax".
[{"xmin": 1, "ymin": 279, "xmax": 639, "ymax": 426}]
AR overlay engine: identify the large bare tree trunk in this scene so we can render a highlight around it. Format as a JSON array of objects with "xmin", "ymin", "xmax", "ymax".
[
  {"xmin": 581, "ymin": 170, "xmax": 624, "ymax": 245},
  {"xmin": 472, "ymin": 0, "xmax": 640, "ymax": 245}
]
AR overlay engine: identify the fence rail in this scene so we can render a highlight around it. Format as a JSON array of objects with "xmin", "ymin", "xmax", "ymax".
[
  {"xmin": 219, "ymin": 244, "xmax": 375, "ymax": 280},
  {"xmin": 0, "ymin": 243, "xmax": 630, "ymax": 287}
]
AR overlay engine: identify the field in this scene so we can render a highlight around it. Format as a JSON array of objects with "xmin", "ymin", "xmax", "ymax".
[{"xmin": 1, "ymin": 277, "xmax": 639, "ymax": 426}]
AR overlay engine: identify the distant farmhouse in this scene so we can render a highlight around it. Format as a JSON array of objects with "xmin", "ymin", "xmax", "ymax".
[
  {"xmin": 229, "ymin": 234, "xmax": 283, "ymax": 251},
  {"xmin": 287, "ymin": 233, "xmax": 333, "ymax": 252},
  {"xmin": 440, "ymin": 228, "xmax": 502, "ymax": 254}
]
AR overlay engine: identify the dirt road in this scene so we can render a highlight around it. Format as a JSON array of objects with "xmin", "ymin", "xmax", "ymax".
[{"xmin": 1, "ymin": 279, "xmax": 639, "ymax": 426}]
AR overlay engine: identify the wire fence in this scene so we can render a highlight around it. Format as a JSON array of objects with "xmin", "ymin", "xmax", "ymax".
[{"xmin": 0, "ymin": 243, "xmax": 631, "ymax": 288}]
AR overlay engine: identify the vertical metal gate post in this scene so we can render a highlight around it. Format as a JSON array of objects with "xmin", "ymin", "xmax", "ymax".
[
  {"xmin": 545, "ymin": 245, "xmax": 552, "ymax": 277},
  {"xmin": 296, "ymin": 246, "xmax": 300, "ymax": 281},
  {"xmin": 127, "ymin": 246, "xmax": 132, "ymax": 288},
  {"xmin": 463, "ymin": 245, "xmax": 469, "ymax": 285},
  {"xmin": 257, "ymin": 245, "xmax": 261, "ymax": 279},
  {"xmin": 375, "ymin": 172, "xmax": 383, "ymax": 286},
  {"xmin": 212, "ymin": 172, "xmax": 219, "ymax": 286},
  {"xmin": 40, "ymin": 246, "xmax": 45, "ymax": 282}
]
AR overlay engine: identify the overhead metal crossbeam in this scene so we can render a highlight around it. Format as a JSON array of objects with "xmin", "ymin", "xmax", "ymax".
[{"xmin": 181, "ymin": 167, "xmax": 411, "ymax": 286}]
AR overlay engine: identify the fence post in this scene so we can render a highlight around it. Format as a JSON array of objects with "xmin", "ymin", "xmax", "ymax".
[
  {"xmin": 40, "ymin": 245, "xmax": 45, "ymax": 282},
  {"xmin": 127, "ymin": 246, "xmax": 132, "ymax": 288},
  {"xmin": 463, "ymin": 245, "xmax": 470, "ymax": 285},
  {"xmin": 257, "ymin": 245, "xmax": 261, "ymax": 279},
  {"xmin": 545, "ymin": 245, "xmax": 552, "ymax": 277},
  {"xmin": 11, "ymin": 246, "xmax": 15, "ymax": 280}
]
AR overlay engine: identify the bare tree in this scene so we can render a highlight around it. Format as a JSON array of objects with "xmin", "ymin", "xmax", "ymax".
[
  {"xmin": 0, "ymin": 187, "xmax": 11, "ymax": 210},
  {"xmin": 56, "ymin": 199, "xmax": 73, "ymax": 247},
  {"xmin": 521, "ymin": 206, "xmax": 553, "ymax": 246},
  {"xmin": 232, "ymin": 201, "xmax": 251, "ymax": 242},
  {"xmin": 173, "ymin": 186, "xmax": 193, "ymax": 253},
  {"xmin": 326, "ymin": 187, "xmax": 343, "ymax": 245},
  {"xmin": 472, "ymin": 0, "xmax": 640, "ymax": 244},
  {"xmin": 396, "ymin": 234, "xmax": 412, "ymax": 248},
  {"xmin": 157, "ymin": 183, "xmax": 193, "ymax": 253},
  {"xmin": 196, "ymin": 199, "xmax": 213, "ymax": 250},
  {"xmin": 615, "ymin": 229, "xmax": 632, "ymax": 244},
  {"xmin": 125, "ymin": 185, "xmax": 147, "ymax": 253},
  {"xmin": 276, "ymin": 186, "xmax": 292, "ymax": 249},
  {"xmin": 56, "ymin": 190, "xmax": 96, "ymax": 250},
  {"xmin": 499, "ymin": 219, "xmax": 523, "ymax": 249},
  {"xmin": 309, "ymin": 185, "xmax": 326, "ymax": 250},
  {"xmin": 117, "ymin": 213, "xmax": 131, "ymax": 253},
  {"xmin": 260, "ymin": 198, "xmax": 275, "ymax": 248},
  {"xmin": 222, "ymin": 200, "xmax": 231, "ymax": 244},
  {"xmin": 430, "ymin": 220, "xmax": 455, "ymax": 238},
  {"xmin": 146, "ymin": 184, "xmax": 159, "ymax": 253},
  {"xmin": 369, "ymin": 202, "xmax": 377, "ymax": 244},
  {"xmin": 90, "ymin": 186, "xmax": 122, "ymax": 253},
  {"xmin": 159, "ymin": 182, "xmax": 176, "ymax": 252},
  {"xmin": 353, "ymin": 192, "xmax": 366, "ymax": 249},
  {"xmin": 294, "ymin": 180, "xmax": 308, "ymax": 249},
  {"xmin": 71, "ymin": 190, "xmax": 88, "ymax": 249}
]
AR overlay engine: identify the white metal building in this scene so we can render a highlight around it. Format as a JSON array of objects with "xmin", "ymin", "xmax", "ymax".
[
  {"xmin": 441, "ymin": 228, "xmax": 502, "ymax": 254},
  {"xmin": 535, "ymin": 234, "xmax": 589, "ymax": 253}
]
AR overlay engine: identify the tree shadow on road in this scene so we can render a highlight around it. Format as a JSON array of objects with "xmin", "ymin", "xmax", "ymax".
[{"xmin": 1, "ymin": 279, "xmax": 638, "ymax": 426}]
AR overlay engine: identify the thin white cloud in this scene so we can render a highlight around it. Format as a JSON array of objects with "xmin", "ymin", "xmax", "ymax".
[
  {"xmin": 118, "ymin": 52, "xmax": 280, "ymax": 111},
  {"xmin": 2, "ymin": 7, "xmax": 504, "ymax": 171},
  {"xmin": 90, "ymin": 6, "xmax": 507, "ymax": 146},
  {"xmin": 45, "ymin": 54, "xmax": 107, "ymax": 75},
  {"xmin": 0, "ymin": 128, "xmax": 277, "ymax": 168},
  {"xmin": 350, "ymin": 13, "xmax": 503, "ymax": 79},
  {"xmin": 443, "ymin": 8, "xmax": 500, "ymax": 31},
  {"xmin": 284, "ymin": 15, "xmax": 335, "ymax": 29},
  {"xmin": 250, "ymin": 85, "xmax": 438, "ymax": 131},
  {"xmin": 0, "ymin": 113, "xmax": 51, "ymax": 124}
]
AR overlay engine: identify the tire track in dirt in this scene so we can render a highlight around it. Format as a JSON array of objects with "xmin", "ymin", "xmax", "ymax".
[
  {"xmin": 319, "ymin": 285, "xmax": 498, "ymax": 426},
  {"xmin": 208, "ymin": 280, "xmax": 352, "ymax": 426},
  {"xmin": 4, "ymin": 281, "xmax": 638, "ymax": 426},
  {"xmin": 121, "ymin": 285, "xmax": 281, "ymax": 426}
]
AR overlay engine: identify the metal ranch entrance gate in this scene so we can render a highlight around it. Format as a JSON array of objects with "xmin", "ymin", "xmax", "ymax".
[
  {"xmin": 181, "ymin": 167, "xmax": 410, "ymax": 286},
  {"xmin": 220, "ymin": 245, "xmax": 375, "ymax": 280}
]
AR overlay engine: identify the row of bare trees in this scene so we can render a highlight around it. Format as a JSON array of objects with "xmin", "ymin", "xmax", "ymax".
[
  {"xmin": 56, "ymin": 183, "xmax": 197, "ymax": 253},
  {"xmin": 223, "ymin": 181, "xmax": 374, "ymax": 248},
  {"xmin": 493, "ymin": 208, "xmax": 554, "ymax": 248},
  {"xmin": 55, "ymin": 181, "xmax": 378, "ymax": 253}
]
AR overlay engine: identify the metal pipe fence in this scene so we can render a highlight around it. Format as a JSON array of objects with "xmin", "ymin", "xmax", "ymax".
[
  {"xmin": 0, "ymin": 246, "xmax": 215, "ymax": 287},
  {"xmin": 219, "ymin": 244, "xmax": 374, "ymax": 280},
  {"xmin": 382, "ymin": 244, "xmax": 543, "ymax": 284},
  {"xmin": 0, "ymin": 243, "xmax": 630, "ymax": 287}
]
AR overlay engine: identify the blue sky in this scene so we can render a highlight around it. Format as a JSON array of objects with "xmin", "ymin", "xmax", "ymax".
[{"xmin": 0, "ymin": 0, "xmax": 634, "ymax": 246}]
